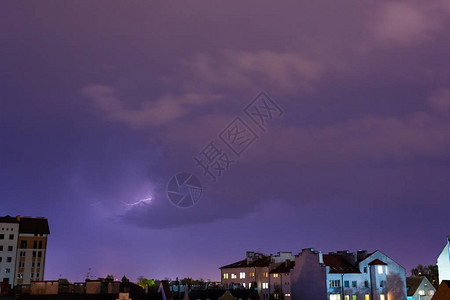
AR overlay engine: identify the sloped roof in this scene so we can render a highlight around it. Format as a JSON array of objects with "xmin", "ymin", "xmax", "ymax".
[
  {"xmin": 0, "ymin": 216, "xmax": 19, "ymax": 224},
  {"xmin": 323, "ymin": 254, "xmax": 360, "ymax": 273},
  {"xmin": 220, "ymin": 256, "xmax": 270, "ymax": 269},
  {"xmin": 270, "ymin": 261, "xmax": 295, "ymax": 274},
  {"xmin": 19, "ymin": 217, "xmax": 50, "ymax": 234},
  {"xmin": 406, "ymin": 277, "xmax": 424, "ymax": 296},
  {"xmin": 432, "ymin": 280, "xmax": 450, "ymax": 300},
  {"xmin": 368, "ymin": 259, "xmax": 388, "ymax": 266}
]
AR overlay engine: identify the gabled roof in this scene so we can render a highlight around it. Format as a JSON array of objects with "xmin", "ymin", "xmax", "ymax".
[
  {"xmin": 368, "ymin": 259, "xmax": 388, "ymax": 266},
  {"xmin": 270, "ymin": 261, "xmax": 295, "ymax": 274},
  {"xmin": 406, "ymin": 277, "xmax": 424, "ymax": 296},
  {"xmin": 323, "ymin": 254, "xmax": 360, "ymax": 273},
  {"xmin": 432, "ymin": 280, "xmax": 450, "ymax": 300},
  {"xmin": 220, "ymin": 256, "xmax": 270, "ymax": 269},
  {"xmin": 0, "ymin": 216, "xmax": 19, "ymax": 224}
]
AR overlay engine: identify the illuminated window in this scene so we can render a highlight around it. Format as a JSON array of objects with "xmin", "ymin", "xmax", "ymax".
[
  {"xmin": 353, "ymin": 296, "xmax": 357, "ymax": 300},
  {"xmin": 418, "ymin": 290, "xmax": 425, "ymax": 296},
  {"xmin": 231, "ymin": 273, "xmax": 237, "ymax": 279},
  {"xmin": 329, "ymin": 280, "xmax": 341, "ymax": 287},
  {"xmin": 330, "ymin": 295, "xmax": 341, "ymax": 300},
  {"xmin": 377, "ymin": 266, "xmax": 384, "ymax": 274},
  {"xmin": 345, "ymin": 296, "xmax": 350, "ymax": 300},
  {"xmin": 380, "ymin": 295, "xmax": 385, "ymax": 300},
  {"xmin": 365, "ymin": 295, "xmax": 370, "ymax": 300},
  {"xmin": 285, "ymin": 294, "xmax": 290, "ymax": 297},
  {"xmin": 242, "ymin": 283, "xmax": 246, "ymax": 288},
  {"xmin": 262, "ymin": 283, "xmax": 269, "ymax": 289},
  {"xmin": 223, "ymin": 273, "xmax": 229, "ymax": 279},
  {"xmin": 263, "ymin": 272, "xmax": 268, "ymax": 278},
  {"xmin": 273, "ymin": 274, "xmax": 279, "ymax": 278},
  {"xmin": 429, "ymin": 290, "xmax": 434, "ymax": 296},
  {"xmin": 240, "ymin": 272, "xmax": 246, "ymax": 279},
  {"xmin": 249, "ymin": 272, "xmax": 255, "ymax": 277}
]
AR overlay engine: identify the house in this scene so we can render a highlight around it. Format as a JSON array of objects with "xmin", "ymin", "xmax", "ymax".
[
  {"xmin": 406, "ymin": 277, "xmax": 435, "ymax": 300},
  {"xmin": 221, "ymin": 249, "xmax": 407, "ymax": 300},
  {"xmin": 431, "ymin": 280, "xmax": 450, "ymax": 300},
  {"xmin": 437, "ymin": 237, "xmax": 450, "ymax": 284}
]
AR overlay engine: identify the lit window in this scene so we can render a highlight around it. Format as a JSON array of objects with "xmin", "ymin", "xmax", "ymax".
[
  {"xmin": 380, "ymin": 295, "xmax": 385, "ymax": 300},
  {"xmin": 345, "ymin": 296, "xmax": 350, "ymax": 300},
  {"xmin": 377, "ymin": 266, "xmax": 383, "ymax": 274},
  {"xmin": 240, "ymin": 272, "xmax": 245, "ymax": 279},
  {"xmin": 330, "ymin": 295, "xmax": 341, "ymax": 300},
  {"xmin": 353, "ymin": 296, "xmax": 357, "ymax": 300},
  {"xmin": 231, "ymin": 273, "xmax": 237, "ymax": 279},
  {"xmin": 249, "ymin": 272, "xmax": 255, "ymax": 277},
  {"xmin": 223, "ymin": 273, "xmax": 229, "ymax": 279},
  {"xmin": 263, "ymin": 272, "xmax": 268, "ymax": 278},
  {"xmin": 262, "ymin": 283, "xmax": 268, "ymax": 289},
  {"xmin": 329, "ymin": 280, "xmax": 341, "ymax": 288},
  {"xmin": 285, "ymin": 294, "xmax": 290, "ymax": 297},
  {"xmin": 242, "ymin": 283, "xmax": 246, "ymax": 288},
  {"xmin": 429, "ymin": 290, "xmax": 434, "ymax": 296},
  {"xmin": 418, "ymin": 290, "xmax": 425, "ymax": 296},
  {"xmin": 273, "ymin": 274, "xmax": 279, "ymax": 278},
  {"xmin": 365, "ymin": 295, "xmax": 370, "ymax": 300}
]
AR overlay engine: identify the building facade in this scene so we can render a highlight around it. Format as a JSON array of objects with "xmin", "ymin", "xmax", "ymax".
[
  {"xmin": 405, "ymin": 277, "xmax": 435, "ymax": 300},
  {"xmin": 437, "ymin": 237, "xmax": 450, "ymax": 284},
  {"xmin": 220, "ymin": 249, "xmax": 407, "ymax": 300},
  {"xmin": 0, "ymin": 215, "xmax": 50, "ymax": 288}
]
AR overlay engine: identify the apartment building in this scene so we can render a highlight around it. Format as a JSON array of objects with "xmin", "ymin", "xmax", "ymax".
[
  {"xmin": 220, "ymin": 249, "xmax": 406, "ymax": 300},
  {"xmin": 0, "ymin": 215, "xmax": 50, "ymax": 288},
  {"xmin": 437, "ymin": 237, "xmax": 450, "ymax": 284}
]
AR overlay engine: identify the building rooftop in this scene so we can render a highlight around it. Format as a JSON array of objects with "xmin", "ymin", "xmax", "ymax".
[
  {"xmin": 406, "ymin": 277, "xmax": 425, "ymax": 296},
  {"xmin": 323, "ymin": 254, "xmax": 360, "ymax": 273},
  {"xmin": 0, "ymin": 216, "xmax": 50, "ymax": 234}
]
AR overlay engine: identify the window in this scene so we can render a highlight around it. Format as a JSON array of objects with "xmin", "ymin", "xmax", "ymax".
[
  {"xmin": 9, "ymin": 234, "xmax": 14, "ymax": 240},
  {"xmin": 33, "ymin": 241, "xmax": 37, "ymax": 249},
  {"xmin": 37, "ymin": 262, "xmax": 40, "ymax": 267},
  {"xmin": 365, "ymin": 295, "xmax": 370, "ymax": 300},
  {"xmin": 364, "ymin": 267, "xmax": 367, "ymax": 273},
  {"xmin": 380, "ymin": 295, "xmax": 385, "ymax": 300},
  {"xmin": 242, "ymin": 283, "xmax": 246, "ymax": 288},
  {"xmin": 0, "ymin": 257, "xmax": 2, "ymax": 262},
  {"xmin": 36, "ymin": 273, "xmax": 40, "ymax": 277},
  {"xmin": 17, "ymin": 273, "xmax": 23, "ymax": 279},
  {"xmin": 418, "ymin": 290, "xmax": 425, "ymax": 296},
  {"xmin": 231, "ymin": 273, "xmax": 237, "ymax": 279},
  {"xmin": 364, "ymin": 281, "xmax": 369, "ymax": 288},
  {"xmin": 20, "ymin": 251, "xmax": 25, "ymax": 257},
  {"xmin": 429, "ymin": 290, "xmax": 434, "ymax": 296},
  {"xmin": 344, "ymin": 281, "xmax": 349, "ymax": 288},
  {"xmin": 38, "ymin": 252, "xmax": 42, "ymax": 258},
  {"xmin": 0, "ymin": 246, "xmax": 3, "ymax": 251},
  {"xmin": 345, "ymin": 296, "xmax": 350, "ymax": 300},
  {"xmin": 352, "ymin": 281, "xmax": 357, "ymax": 288},
  {"xmin": 0, "ymin": 234, "xmax": 4, "ymax": 239},
  {"xmin": 249, "ymin": 272, "xmax": 255, "ymax": 277},
  {"xmin": 330, "ymin": 295, "xmax": 341, "ymax": 300},
  {"xmin": 33, "ymin": 251, "xmax": 36, "ymax": 258},
  {"xmin": 6, "ymin": 257, "xmax": 11, "ymax": 263},
  {"xmin": 329, "ymin": 280, "xmax": 341, "ymax": 288},
  {"xmin": 5, "ymin": 268, "xmax": 10, "ymax": 274},
  {"xmin": 32, "ymin": 262, "xmax": 35, "ymax": 268},
  {"xmin": 353, "ymin": 296, "xmax": 357, "ymax": 300},
  {"xmin": 285, "ymin": 294, "xmax": 290, "ymax": 297},
  {"xmin": 39, "ymin": 241, "xmax": 43, "ymax": 249},
  {"xmin": 262, "ymin": 283, "xmax": 268, "ymax": 289},
  {"xmin": 380, "ymin": 280, "xmax": 384, "ymax": 287},
  {"xmin": 8, "ymin": 246, "xmax": 13, "ymax": 251},
  {"xmin": 273, "ymin": 274, "xmax": 279, "ymax": 278},
  {"xmin": 377, "ymin": 266, "xmax": 383, "ymax": 274},
  {"xmin": 223, "ymin": 273, "xmax": 229, "ymax": 279},
  {"xmin": 263, "ymin": 272, "xmax": 268, "ymax": 278},
  {"xmin": 19, "ymin": 262, "xmax": 25, "ymax": 268},
  {"xmin": 240, "ymin": 272, "xmax": 245, "ymax": 279},
  {"xmin": 20, "ymin": 240, "xmax": 27, "ymax": 248},
  {"xmin": 31, "ymin": 273, "xmax": 34, "ymax": 278}
]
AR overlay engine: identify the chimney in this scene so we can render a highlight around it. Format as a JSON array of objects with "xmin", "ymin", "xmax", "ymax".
[
  {"xmin": 319, "ymin": 252, "xmax": 324, "ymax": 264},
  {"xmin": 16, "ymin": 215, "xmax": 20, "ymax": 221},
  {"xmin": 357, "ymin": 250, "xmax": 368, "ymax": 261}
]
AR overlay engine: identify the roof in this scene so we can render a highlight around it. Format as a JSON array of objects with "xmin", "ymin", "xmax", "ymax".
[
  {"xmin": 432, "ymin": 280, "xmax": 450, "ymax": 300},
  {"xmin": 368, "ymin": 259, "xmax": 388, "ymax": 266},
  {"xmin": 406, "ymin": 277, "xmax": 424, "ymax": 296},
  {"xmin": 323, "ymin": 254, "xmax": 360, "ymax": 273},
  {"xmin": 0, "ymin": 216, "xmax": 19, "ymax": 224},
  {"xmin": 19, "ymin": 217, "xmax": 50, "ymax": 234},
  {"xmin": 270, "ymin": 261, "xmax": 295, "ymax": 274},
  {"xmin": 220, "ymin": 256, "xmax": 270, "ymax": 269}
]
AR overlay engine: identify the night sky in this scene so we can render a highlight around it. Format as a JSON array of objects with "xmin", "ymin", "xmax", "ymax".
[{"xmin": 1, "ymin": 1, "xmax": 450, "ymax": 283}]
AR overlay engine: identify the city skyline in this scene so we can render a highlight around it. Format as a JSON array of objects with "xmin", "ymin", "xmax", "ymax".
[{"xmin": 2, "ymin": 0, "xmax": 450, "ymax": 284}]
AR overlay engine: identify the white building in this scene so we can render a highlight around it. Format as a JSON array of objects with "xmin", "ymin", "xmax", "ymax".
[
  {"xmin": 0, "ymin": 216, "xmax": 20, "ymax": 289},
  {"xmin": 406, "ymin": 277, "xmax": 435, "ymax": 300},
  {"xmin": 221, "ymin": 249, "xmax": 406, "ymax": 300},
  {"xmin": 437, "ymin": 237, "xmax": 450, "ymax": 284}
]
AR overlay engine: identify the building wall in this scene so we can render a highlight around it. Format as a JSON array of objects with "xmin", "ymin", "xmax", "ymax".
[
  {"xmin": 437, "ymin": 238, "xmax": 450, "ymax": 284},
  {"xmin": 327, "ymin": 271, "xmax": 371, "ymax": 300},
  {"xmin": 221, "ymin": 266, "xmax": 269, "ymax": 299},
  {"xmin": 0, "ymin": 222, "xmax": 19, "ymax": 288},
  {"xmin": 290, "ymin": 249, "xmax": 327, "ymax": 300},
  {"xmin": 30, "ymin": 281, "xmax": 58, "ymax": 295},
  {"xmin": 14, "ymin": 233, "xmax": 49, "ymax": 285}
]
